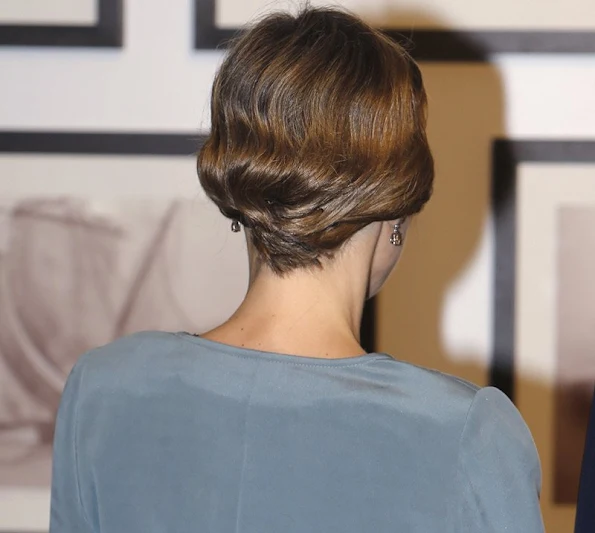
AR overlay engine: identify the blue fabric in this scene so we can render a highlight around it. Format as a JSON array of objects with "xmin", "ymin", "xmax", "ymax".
[
  {"xmin": 50, "ymin": 331, "xmax": 544, "ymax": 532},
  {"xmin": 575, "ymin": 388, "xmax": 595, "ymax": 533}
]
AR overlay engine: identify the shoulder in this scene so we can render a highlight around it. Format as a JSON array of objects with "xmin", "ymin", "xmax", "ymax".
[
  {"xmin": 453, "ymin": 386, "xmax": 544, "ymax": 531},
  {"xmin": 76, "ymin": 330, "xmax": 180, "ymax": 367},
  {"xmin": 460, "ymin": 386, "xmax": 539, "ymax": 468},
  {"xmin": 370, "ymin": 356, "xmax": 481, "ymax": 425},
  {"xmin": 69, "ymin": 330, "xmax": 184, "ymax": 393},
  {"xmin": 367, "ymin": 358, "xmax": 537, "ymax": 464},
  {"xmin": 457, "ymin": 386, "xmax": 542, "ymax": 504}
]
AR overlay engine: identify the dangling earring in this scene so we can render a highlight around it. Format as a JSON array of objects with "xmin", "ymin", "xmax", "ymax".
[
  {"xmin": 231, "ymin": 219, "xmax": 241, "ymax": 233},
  {"xmin": 389, "ymin": 221, "xmax": 402, "ymax": 246}
]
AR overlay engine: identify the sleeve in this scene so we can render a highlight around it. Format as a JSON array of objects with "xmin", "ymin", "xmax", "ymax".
[
  {"xmin": 49, "ymin": 358, "xmax": 94, "ymax": 533},
  {"xmin": 456, "ymin": 386, "xmax": 545, "ymax": 533}
]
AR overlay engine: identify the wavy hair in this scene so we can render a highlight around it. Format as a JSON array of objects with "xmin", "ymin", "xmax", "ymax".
[{"xmin": 198, "ymin": 7, "xmax": 434, "ymax": 274}]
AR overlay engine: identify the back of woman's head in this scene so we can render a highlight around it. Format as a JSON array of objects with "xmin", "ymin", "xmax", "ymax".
[{"xmin": 198, "ymin": 6, "xmax": 434, "ymax": 274}]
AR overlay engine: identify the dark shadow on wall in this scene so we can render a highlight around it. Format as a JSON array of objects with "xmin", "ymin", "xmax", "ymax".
[
  {"xmin": 374, "ymin": 12, "xmax": 583, "ymax": 529},
  {"xmin": 372, "ymin": 9, "xmax": 512, "ymax": 390}
]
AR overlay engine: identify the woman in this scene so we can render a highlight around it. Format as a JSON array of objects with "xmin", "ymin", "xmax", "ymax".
[{"xmin": 50, "ymin": 7, "xmax": 544, "ymax": 532}]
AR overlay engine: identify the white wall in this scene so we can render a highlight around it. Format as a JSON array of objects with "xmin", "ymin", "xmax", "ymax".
[{"xmin": 1, "ymin": 0, "xmax": 595, "ymax": 530}]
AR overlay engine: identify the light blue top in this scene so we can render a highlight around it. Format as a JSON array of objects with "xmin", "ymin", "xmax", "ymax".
[{"xmin": 50, "ymin": 331, "xmax": 544, "ymax": 532}]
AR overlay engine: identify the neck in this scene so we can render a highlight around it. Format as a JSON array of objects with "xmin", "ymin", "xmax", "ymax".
[{"xmin": 202, "ymin": 255, "xmax": 372, "ymax": 359}]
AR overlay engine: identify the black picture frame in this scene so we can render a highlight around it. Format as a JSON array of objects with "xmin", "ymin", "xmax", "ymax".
[
  {"xmin": 0, "ymin": 130, "xmax": 377, "ymax": 353},
  {"xmin": 490, "ymin": 140, "xmax": 595, "ymax": 401},
  {"xmin": 0, "ymin": 0, "xmax": 123, "ymax": 47},
  {"xmin": 194, "ymin": 0, "xmax": 595, "ymax": 61}
]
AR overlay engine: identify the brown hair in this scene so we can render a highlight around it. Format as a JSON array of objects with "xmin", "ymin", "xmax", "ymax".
[{"xmin": 198, "ymin": 6, "xmax": 434, "ymax": 274}]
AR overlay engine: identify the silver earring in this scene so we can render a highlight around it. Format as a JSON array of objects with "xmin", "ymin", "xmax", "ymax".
[
  {"xmin": 231, "ymin": 219, "xmax": 241, "ymax": 233},
  {"xmin": 389, "ymin": 222, "xmax": 402, "ymax": 246}
]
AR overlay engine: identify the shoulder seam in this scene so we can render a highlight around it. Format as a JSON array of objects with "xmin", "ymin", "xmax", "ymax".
[
  {"xmin": 423, "ymin": 367, "xmax": 479, "ymax": 393},
  {"xmin": 448, "ymin": 375, "xmax": 480, "ymax": 393},
  {"xmin": 451, "ymin": 387, "xmax": 480, "ymax": 531}
]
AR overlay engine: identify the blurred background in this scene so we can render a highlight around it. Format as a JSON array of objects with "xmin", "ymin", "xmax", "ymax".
[{"xmin": 1, "ymin": 0, "xmax": 595, "ymax": 531}]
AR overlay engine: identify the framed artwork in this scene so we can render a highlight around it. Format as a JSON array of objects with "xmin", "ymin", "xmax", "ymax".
[
  {"xmin": 0, "ymin": 0, "xmax": 123, "ymax": 47},
  {"xmin": 491, "ymin": 140, "xmax": 595, "ymax": 530},
  {"xmin": 0, "ymin": 131, "xmax": 241, "ymax": 531},
  {"xmin": 194, "ymin": 0, "xmax": 595, "ymax": 60},
  {"xmin": 0, "ymin": 130, "xmax": 376, "ymax": 531}
]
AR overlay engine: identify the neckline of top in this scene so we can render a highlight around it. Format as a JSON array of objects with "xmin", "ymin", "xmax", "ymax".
[{"xmin": 175, "ymin": 332, "xmax": 393, "ymax": 367}]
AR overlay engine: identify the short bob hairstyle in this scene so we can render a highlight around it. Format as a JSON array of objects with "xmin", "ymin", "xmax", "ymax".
[{"xmin": 198, "ymin": 7, "xmax": 434, "ymax": 274}]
